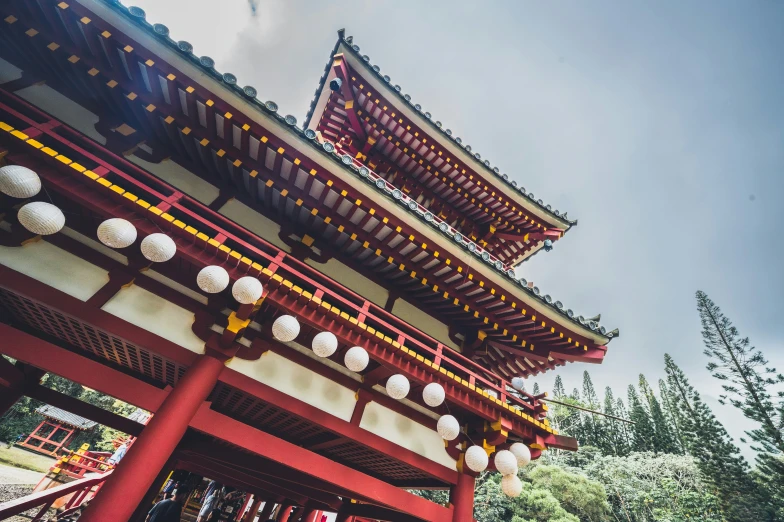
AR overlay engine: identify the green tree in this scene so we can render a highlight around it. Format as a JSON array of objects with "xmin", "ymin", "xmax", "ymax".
[
  {"xmin": 532, "ymin": 382, "xmax": 541, "ymax": 396},
  {"xmin": 553, "ymin": 376, "xmax": 566, "ymax": 399},
  {"xmin": 658, "ymin": 379, "xmax": 686, "ymax": 454},
  {"xmin": 528, "ymin": 465, "xmax": 610, "ymax": 522},
  {"xmin": 696, "ymin": 291, "xmax": 784, "ymax": 491},
  {"xmin": 581, "ymin": 372, "xmax": 605, "ymax": 449},
  {"xmin": 664, "ymin": 353, "xmax": 774, "ymax": 521},
  {"xmin": 614, "ymin": 397, "xmax": 633, "ymax": 456},
  {"xmin": 603, "ymin": 387, "xmax": 628, "ymax": 456},
  {"xmin": 627, "ymin": 385, "xmax": 656, "ymax": 452},
  {"xmin": 638, "ymin": 374, "xmax": 678, "ymax": 454}
]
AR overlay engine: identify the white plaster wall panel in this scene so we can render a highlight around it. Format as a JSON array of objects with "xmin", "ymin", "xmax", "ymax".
[
  {"xmin": 305, "ymin": 258, "xmax": 388, "ymax": 307},
  {"xmin": 101, "ymin": 285, "xmax": 205, "ymax": 354},
  {"xmin": 228, "ymin": 353, "xmax": 357, "ymax": 422},
  {"xmin": 127, "ymin": 155, "xmax": 220, "ymax": 206},
  {"xmin": 391, "ymin": 298, "xmax": 461, "ymax": 352},
  {"xmin": 15, "ymin": 85, "xmax": 106, "ymax": 145},
  {"xmin": 217, "ymin": 199, "xmax": 290, "ymax": 252},
  {"xmin": 0, "ymin": 57, "xmax": 22, "ymax": 83},
  {"xmin": 359, "ymin": 401, "xmax": 457, "ymax": 469},
  {"xmin": 0, "ymin": 241, "xmax": 109, "ymax": 301}
]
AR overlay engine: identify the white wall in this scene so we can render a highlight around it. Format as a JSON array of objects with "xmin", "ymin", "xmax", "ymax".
[
  {"xmin": 101, "ymin": 285, "xmax": 205, "ymax": 354},
  {"xmin": 0, "ymin": 240, "xmax": 109, "ymax": 301},
  {"xmin": 392, "ymin": 298, "xmax": 461, "ymax": 352},
  {"xmin": 227, "ymin": 352, "xmax": 357, "ymax": 421},
  {"xmin": 360, "ymin": 401, "xmax": 456, "ymax": 469},
  {"xmin": 15, "ymin": 84, "xmax": 106, "ymax": 145}
]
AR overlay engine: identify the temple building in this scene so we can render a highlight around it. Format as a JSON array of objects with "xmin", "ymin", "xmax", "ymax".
[{"xmin": 0, "ymin": 1, "xmax": 616, "ymax": 521}]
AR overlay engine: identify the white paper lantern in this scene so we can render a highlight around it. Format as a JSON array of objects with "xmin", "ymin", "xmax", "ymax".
[
  {"xmin": 422, "ymin": 382, "xmax": 445, "ymax": 407},
  {"xmin": 272, "ymin": 315, "xmax": 300, "ymax": 342},
  {"xmin": 232, "ymin": 276, "xmax": 263, "ymax": 304},
  {"xmin": 140, "ymin": 233, "xmax": 176, "ymax": 262},
  {"xmin": 97, "ymin": 218, "xmax": 137, "ymax": 248},
  {"xmin": 344, "ymin": 346, "xmax": 369, "ymax": 372},
  {"xmin": 0, "ymin": 165, "xmax": 41, "ymax": 198},
  {"xmin": 511, "ymin": 377, "xmax": 526, "ymax": 391},
  {"xmin": 501, "ymin": 474, "xmax": 523, "ymax": 498},
  {"xmin": 464, "ymin": 445, "xmax": 489, "ymax": 473},
  {"xmin": 312, "ymin": 331, "xmax": 338, "ymax": 357},
  {"xmin": 386, "ymin": 374, "xmax": 410, "ymax": 400},
  {"xmin": 196, "ymin": 265, "xmax": 229, "ymax": 294},
  {"xmin": 494, "ymin": 450, "xmax": 519, "ymax": 476},
  {"xmin": 17, "ymin": 202, "xmax": 64, "ymax": 236},
  {"xmin": 436, "ymin": 415, "xmax": 460, "ymax": 441},
  {"xmin": 509, "ymin": 442, "xmax": 531, "ymax": 467}
]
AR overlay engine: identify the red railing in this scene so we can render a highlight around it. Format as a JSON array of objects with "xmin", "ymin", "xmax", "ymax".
[
  {"xmin": 0, "ymin": 89, "xmax": 543, "ymax": 417},
  {"xmin": 54, "ymin": 450, "xmax": 113, "ymax": 479},
  {"xmin": 0, "ymin": 470, "xmax": 111, "ymax": 521}
]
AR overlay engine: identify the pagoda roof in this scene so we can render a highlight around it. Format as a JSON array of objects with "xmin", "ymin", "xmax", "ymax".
[
  {"xmin": 36, "ymin": 405, "xmax": 97, "ymax": 430},
  {"xmin": 0, "ymin": 0, "xmax": 617, "ymax": 380},
  {"xmin": 304, "ymin": 32, "xmax": 577, "ymax": 243},
  {"xmin": 77, "ymin": 0, "xmax": 615, "ymax": 344}
]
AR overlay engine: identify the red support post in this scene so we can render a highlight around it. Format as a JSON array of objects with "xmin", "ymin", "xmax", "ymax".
[
  {"xmin": 449, "ymin": 472, "xmax": 475, "ymax": 522},
  {"xmin": 79, "ymin": 353, "xmax": 224, "ymax": 522},
  {"xmin": 242, "ymin": 496, "xmax": 263, "ymax": 522},
  {"xmin": 258, "ymin": 501, "xmax": 276, "ymax": 520},
  {"xmin": 276, "ymin": 505, "xmax": 293, "ymax": 522}
]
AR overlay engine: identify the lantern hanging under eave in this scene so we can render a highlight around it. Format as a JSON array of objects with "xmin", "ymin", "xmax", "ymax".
[{"xmin": 17, "ymin": 202, "xmax": 65, "ymax": 236}]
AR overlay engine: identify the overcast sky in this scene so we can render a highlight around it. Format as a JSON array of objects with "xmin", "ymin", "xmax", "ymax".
[{"xmin": 127, "ymin": 0, "xmax": 784, "ymax": 458}]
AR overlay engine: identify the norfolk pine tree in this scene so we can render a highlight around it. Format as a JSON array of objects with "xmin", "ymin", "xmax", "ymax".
[
  {"xmin": 664, "ymin": 353, "xmax": 774, "ymax": 521},
  {"xmin": 627, "ymin": 384, "xmax": 656, "ymax": 452},
  {"xmin": 696, "ymin": 290, "xmax": 784, "ymax": 511},
  {"xmin": 639, "ymin": 374, "xmax": 679, "ymax": 454}
]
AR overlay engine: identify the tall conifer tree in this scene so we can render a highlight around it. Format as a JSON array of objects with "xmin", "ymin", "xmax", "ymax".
[
  {"xmin": 628, "ymin": 384, "xmax": 656, "ymax": 452},
  {"xmin": 639, "ymin": 374, "xmax": 678, "ymax": 454},
  {"xmin": 614, "ymin": 397, "xmax": 632, "ymax": 456},
  {"xmin": 603, "ymin": 387, "xmax": 627, "ymax": 455},
  {"xmin": 665, "ymin": 353, "xmax": 774, "ymax": 521},
  {"xmin": 696, "ymin": 291, "xmax": 784, "ymax": 486},
  {"xmin": 553, "ymin": 376, "xmax": 566, "ymax": 399},
  {"xmin": 659, "ymin": 379, "xmax": 686, "ymax": 453}
]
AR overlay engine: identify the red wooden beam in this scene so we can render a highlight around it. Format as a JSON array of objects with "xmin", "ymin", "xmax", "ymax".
[
  {"xmin": 0, "ymin": 323, "xmax": 169, "ymax": 413},
  {"xmin": 25, "ymin": 385, "xmax": 145, "ymax": 437},
  {"xmin": 332, "ymin": 55, "xmax": 366, "ymax": 143},
  {"xmin": 189, "ymin": 405, "xmax": 453, "ymax": 522}
]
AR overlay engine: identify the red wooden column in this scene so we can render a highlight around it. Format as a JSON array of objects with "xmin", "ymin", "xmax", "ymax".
[
  {"xmin": 449, "ymin": 472, "xmax": 475, "ymax": 522},
  {"xmin": 242, "ymin": 496, "xmax": 263, "ymax": 522},
  {"xmin": 276, "ymin": 505, "xmax": 293, "ymax": 522},
  {"xmin": 299, "ymin": 507, "xmax": 317, "ymax": 522},
  {"xmin": 258, "ymin": 501, "xmax": 276, "ymax": 520},
  {"xmin": 79, "ymin": 353, "xmax": 225, "ymax": 522}
]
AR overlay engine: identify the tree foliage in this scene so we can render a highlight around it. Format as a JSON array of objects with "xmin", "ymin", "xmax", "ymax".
[{"xmin": 696, "ymin": 291, "xmax": 784, "ymax": 493}]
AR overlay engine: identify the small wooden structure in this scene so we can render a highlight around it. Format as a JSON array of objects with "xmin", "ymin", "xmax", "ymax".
[{"xmin": 18, "ymin": 405, "xmax": 96, "ymax": 457}]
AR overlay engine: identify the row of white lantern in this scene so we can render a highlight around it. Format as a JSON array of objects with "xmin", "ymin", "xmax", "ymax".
[
  {"xmin": 3, "ymin": 167, "xmax": 534, "ymax": 496},
  {"xmin": 94, "ymin": 215, "xmax": 266, "ymax": 304},
  {"xmin": 270, "ymin": 312, "xmax": 531, "ymax": 497}
]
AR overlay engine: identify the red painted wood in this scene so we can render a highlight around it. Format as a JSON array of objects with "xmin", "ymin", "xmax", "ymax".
[
  {"xmin": 449, "ymin": 473, "xmax": 475, "ymax": 522},
  {"xmin": 79, "ymin": 354, "xmax": 224, "ymax": 522},
  {"xmin": 190, "ymin": 406, "xmax": 453, "ymax": 522}
]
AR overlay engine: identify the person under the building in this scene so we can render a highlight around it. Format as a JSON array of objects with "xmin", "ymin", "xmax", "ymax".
[
  {"xmin": 197, "ymin": 481, "xmax": 222, "ymax": 522},
  {"xmin": 107, "ymin": 441, "xmax": 128, "ymax": 466},
  {"xmin": 146, "ymin": 488, "xmax": 187, "ymax": 522}
]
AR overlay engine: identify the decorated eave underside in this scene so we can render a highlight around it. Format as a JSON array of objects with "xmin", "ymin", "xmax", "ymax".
[
  {"xmin": 0, "ymin": 0, "xmax": 616, "ymax": 383},
  {"xmin": 304, "ymin": 34, "xmax": 575, "ymax": 268},
  {"xmin": 0, "ymin": 88, "xmax": 575, "ymax": 473}
]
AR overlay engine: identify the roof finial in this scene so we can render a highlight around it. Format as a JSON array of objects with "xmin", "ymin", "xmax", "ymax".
[{"xmin": 337, "ymin": 28, "xmax": 346, "ymax": 39}]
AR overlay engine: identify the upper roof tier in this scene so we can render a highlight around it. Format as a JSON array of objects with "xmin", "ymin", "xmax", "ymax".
[
  {"xmin": 0, "ymin": 0, "xmax": 617, "ymax": 379},
  {"xmin": 305, "ymin": 32, "xmax": 576, "ymax": 267}
]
